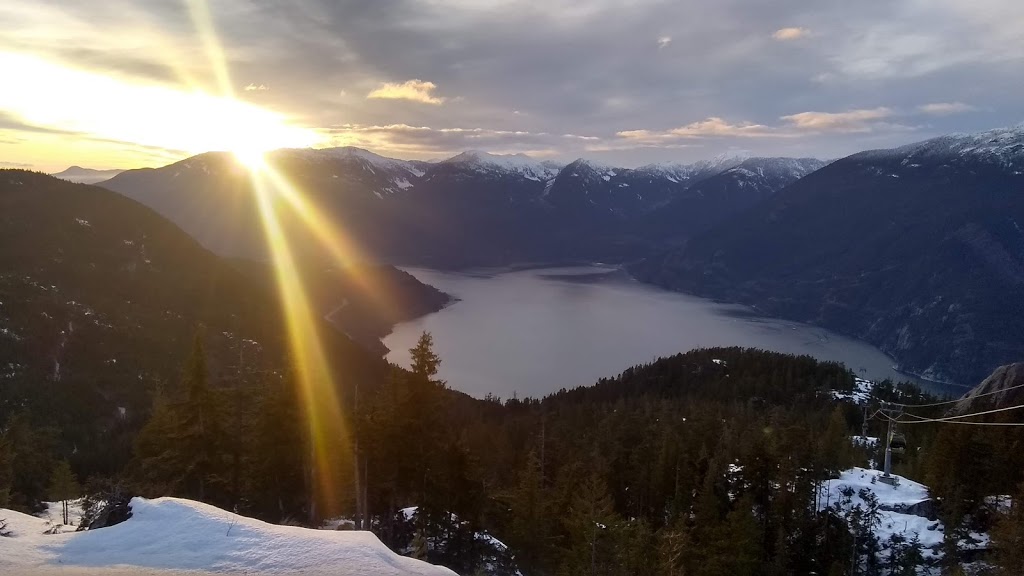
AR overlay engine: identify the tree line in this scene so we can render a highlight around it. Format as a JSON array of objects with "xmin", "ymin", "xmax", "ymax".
[{"xmin": 2, "ymin": 335, "xmax": 1023, "ymax": 575}]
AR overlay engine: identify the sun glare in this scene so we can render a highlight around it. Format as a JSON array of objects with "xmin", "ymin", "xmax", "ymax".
[
  {"xmin": 0, "ymin": 52, "xmax": 321, "ymax": 161},
  {"xmin": 234, "ymin": 148, "xmax": 267, "ymax": 170},
  {"xmin": 0, "ymin": 20, "xmax": 359, "ymax": 518}
]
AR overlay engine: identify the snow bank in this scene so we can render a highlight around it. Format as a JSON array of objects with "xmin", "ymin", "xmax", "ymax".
[
  {"xmin": 2, "ymin": 497, "xmax": 455, "ymax": 575},
  {"xmin": 820, "ymin": 468, "xmax": 987, "ymax": 558}
]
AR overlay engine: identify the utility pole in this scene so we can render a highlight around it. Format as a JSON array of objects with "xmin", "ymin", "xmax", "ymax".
[
  {"xmin": 883, "ymin": 415, "xmax": 893, "ymax": 477},
  {"xmin": 878, "ymin": 402, "xmax": 903, "ymax": 486}
]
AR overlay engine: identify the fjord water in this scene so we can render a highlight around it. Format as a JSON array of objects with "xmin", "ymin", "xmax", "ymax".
[{"xmin": 384, "ymin": 266, "xmax": 957, "ymax": 399}]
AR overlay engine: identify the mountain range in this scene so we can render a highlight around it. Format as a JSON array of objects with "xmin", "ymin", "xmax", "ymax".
[
  {"xmin": 632, "ymin": 125, "xmax": 1024, "ymax": 384},
  {"xmin": 51, "ymin": 166, "xmax": 125, "ymax": 184},
  {"xmin": 88, "ymin": 123, "xmax": 1024, "ymax": 383},
  {"xmin": 100, "ymin": 148, "xmax": 823, "ymax": 267}
]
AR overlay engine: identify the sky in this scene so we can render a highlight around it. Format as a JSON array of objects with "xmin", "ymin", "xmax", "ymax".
[{"xmin": 1, "ymin": 0, "xmax": 1023, "ymax": 172}]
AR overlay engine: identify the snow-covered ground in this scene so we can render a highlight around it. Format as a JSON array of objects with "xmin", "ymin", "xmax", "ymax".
[
  {"xmin": 851, "ymin": 435, "xmax": 880, "ymax": 449},
  {"xmin": 1, "ymin": 497, "xmax": 455, "ymax": 575},
  {"xmin": 831, "ymin": 377, "xmax": 874, "ymax": 405},
  {"xmin": 820, "ymin": 467, "xmax": 988, "ymax": 563}
]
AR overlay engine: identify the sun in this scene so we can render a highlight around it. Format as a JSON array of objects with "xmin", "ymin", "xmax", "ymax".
[
  {"xmin": 233, "ymin": 147, "xmax": 267, "ymax": 170},
  {"xmin": 0, "ymin": 52, "xmax": 323, "ymax": 169}
]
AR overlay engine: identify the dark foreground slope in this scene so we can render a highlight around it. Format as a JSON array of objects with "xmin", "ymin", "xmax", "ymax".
[
  {"xmin": 633, "ymin": 126, "xmax": 1024, "ymax": 384},
  {"xmin": 0, "ymin": 170, "xmax": 387, "ymax": 475}
]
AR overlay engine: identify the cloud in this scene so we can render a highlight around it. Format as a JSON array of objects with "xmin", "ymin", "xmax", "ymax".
[
  {"xmin": 323, "ymin": 123, "xmax": 602, "ymax": 158},
  {"xmin": 244, "ymin": 83, "xmax": 269, "ymax": 91},
  {"xmin": 366, "ymin": 79, "xmax": 446, "ymax": 105},
  {"xmin": 780, "ymin": 108, "xmax": 895, "ymax": 133},
  {"xmin": 617, "ymin": 117, "xmax": 775, "ymax": 143},
  {"xmin": 0, "ymin": 161, "xmax": 33, "ymax": 168},
  {"xmin": 772, "ymin": 27, "xmax": 810, "ymax": 41},
  {"xmin": 1, "ymin": 0, "xmax": 1021, "ymax": 167},
  {"xmin": 615, "ymin": 107, "xmax": 914, "ymax": 147},
  {"xmin": 918, "ymin": 102, "xmax": 977, "ymax": 116}
]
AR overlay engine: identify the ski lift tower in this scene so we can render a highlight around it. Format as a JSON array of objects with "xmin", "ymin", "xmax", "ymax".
[{"xmin": 878, "ymin": 402, "xmax": 904, "ymax": 486}]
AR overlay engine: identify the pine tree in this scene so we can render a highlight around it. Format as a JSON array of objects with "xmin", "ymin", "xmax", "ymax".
[
  {"xmin": 0, "ymin": 434, "xmax": 12, "ymax": 508},
  {"xmin": 820, "ymin": 406, "xmax": 853, "ymax": 475},
  {"xmin": 134, "ymin": 333, "xmax": 231, "ymax": 505},
  {"xmin": 410, "ymin": 331, "xmax": 441, "ymax": 381},
  {"xmin": 506, "ymin": 450, "xmax": 552, "ymax": 573},
  {"xmin": 991, "ymin": 484, "xmax": 1024, "ymax": 575},
  {"xmin": 245, "ymin": 373, "xmax": 307, "ymax": 521},
  {"xmin": 559, "ymin": 472, "xmax": 617, "ymax": 576},
  {"xmin": 47, "ymin": 460, "xmax": 80, "ymax": 525}
]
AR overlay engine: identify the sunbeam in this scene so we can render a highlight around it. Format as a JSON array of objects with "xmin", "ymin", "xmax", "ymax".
[
  {"xmin": 261, "ymin": 164, "xmax": 392, "ymax": 311},
  {"xmin": 252, "ymin": 170, "xmax": 351, "ymax": 517}
]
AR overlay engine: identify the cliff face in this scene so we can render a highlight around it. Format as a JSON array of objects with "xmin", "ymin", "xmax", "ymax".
[{"xmin": 950, "ymin": 362, "xmax": 1024, "ymax": 415}]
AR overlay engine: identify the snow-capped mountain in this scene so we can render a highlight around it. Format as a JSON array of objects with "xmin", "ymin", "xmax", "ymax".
[
  {"xmin": 100, "ymin": 145, "xmax": 823, "ymax": 265},
  {"xmin": 432, "ymin": 150, "xmax": 560, "ymax": 182},
  {"xmin": 633, "ymin": 153, "xmax": 748, "ymax": 186},
  {"xmin": 631, "ymin": 124, "xmax": 1024, "ymax": 385},
  {"xmin": 636, "ymin": 156, "xmax": 828, "ymax": 243},
  {"xmin": 854, "ymin": 123, "xmax": 1024, "ymax": 169}
]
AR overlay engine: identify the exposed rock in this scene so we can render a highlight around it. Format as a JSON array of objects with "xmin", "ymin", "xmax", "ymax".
[{"xmin": 949, "ymin": 362, "xmax": 1024, "ymax": 415}]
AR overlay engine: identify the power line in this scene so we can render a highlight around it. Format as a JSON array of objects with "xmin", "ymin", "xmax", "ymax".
[
  {"xmin": 877, "ymin": 406, "xmax": 1024, "ymax": 427},
  {"xmin": 884, "ymin": 382, "xmax": 1024, "ymax": 409},
  {"xmin": 905, "ymin": 402, "xmax": 1024, "ymax": 422}
]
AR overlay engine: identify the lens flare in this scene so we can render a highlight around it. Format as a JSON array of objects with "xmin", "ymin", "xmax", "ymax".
[
  {"xmin": 252, "ymin": 172, "xmax": 351, "ymax": 517},
  {"xmin": 0, "ymin": 51, "xmax": 321, "ymax": 166}
]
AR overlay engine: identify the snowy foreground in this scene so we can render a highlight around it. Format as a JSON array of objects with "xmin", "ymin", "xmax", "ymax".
[
  {"xmin": 1, "ymin": 497, "xmax": 456, "ymax": 575},
  {"xmin": 821, "ymin": 467, "xmax": 988, "ymax": 563}
]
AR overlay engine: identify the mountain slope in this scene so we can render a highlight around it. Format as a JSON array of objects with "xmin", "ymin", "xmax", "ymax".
[
  {"xmin": 0, "ymin": 170, "xmax": 387, "ymax": 474},
  {"xmin": 51, "ymin": 166, "xmax": 124, "ymax": 184},
  {"xmin": 631, "ymin": 126, "xmax": 1024, "ymax": 384},
  {"xmin": 951, "ymin": 362, "xmax": 1024, "ymax": 415},
  {"xmin": 100, "ymin": 148, "xmax": 823, "ymax": 268},
  {"xmin": 639, "ymin": 157, "xmax": 828, "ymax": 243}
]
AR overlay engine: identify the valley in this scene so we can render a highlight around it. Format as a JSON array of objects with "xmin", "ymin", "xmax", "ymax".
[
  {"xmin": 383, "ymin": 266, "xmax": 958, "ymax": 398},
  {"xmin": 95, "ymin": 124, "xmax": 1024, "ymax": 387}
]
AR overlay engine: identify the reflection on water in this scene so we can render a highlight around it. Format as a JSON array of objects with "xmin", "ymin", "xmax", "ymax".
[{"xmin": 383, "ymin": 266, "xmax": 959, "ymax": 399}]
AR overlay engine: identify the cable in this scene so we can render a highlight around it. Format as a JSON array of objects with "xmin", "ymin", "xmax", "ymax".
[
  {"xmin": 905, "ymin": 402, "xmax": 1024, "ymax": 422},
  {"xmin": 878, "ymin": 408, "xmax": 1024, "ymax": 427},
  {"xmin": 883, "ymin": 382, "xmax": 1024, "ymax": 409}
]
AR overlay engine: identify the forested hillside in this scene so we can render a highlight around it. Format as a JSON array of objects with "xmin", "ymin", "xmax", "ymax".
[
  {"xmin": 0, "ymin": 170, "xmax": 396, "ymax": 504},
  {"xmin": 632, "ymin": 126, "xmax": 1024, "ymax": 385},
  {"xmin": 6, "ymin": 332, "xmax": 1023, "ymax": 575}
]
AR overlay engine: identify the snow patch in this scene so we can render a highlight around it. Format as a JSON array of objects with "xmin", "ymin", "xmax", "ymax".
[
  {"xmin": 1, "ymin": 497, "xmax": 454, "ymax": 575},
  {"xmin": 831, "ymin": 377, "xmax": 874, "ymax": 405}
]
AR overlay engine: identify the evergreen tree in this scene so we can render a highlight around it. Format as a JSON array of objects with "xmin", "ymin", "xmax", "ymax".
[
  {"xmin": 2, "ymin": 413, "xmax": 58, "ymax": 512},
  {"xmin": 820, "ymin": 406, "xmax": 854, "ymax": 475},
  {"xmin": 244, "ymin": 373, "xmax": 307, "ymax": 521},
  {"xmin": 47, "ymin": 460, "xmax": 81, "ymax": 525},
  {"xmin": 134, "ymin": 333, "xmax": 231, "ymax": 505},
  {"xmin": 559, "ymin": 472, "xmax": 618, "ymax": 576},
  {"xmin": 504, "ymin": 450, "xmax": 552, "ymax": 573},
  {"xmin": 410, "ymin": 331, "xmax": 441, "ymax": 381},
  {"xmin": 991, "ymin": 484, "xmax": 1024, "ymax": 575},
  {"xmin": 0, "ymin": 434, "xmax": 12, "ymax": 508}
]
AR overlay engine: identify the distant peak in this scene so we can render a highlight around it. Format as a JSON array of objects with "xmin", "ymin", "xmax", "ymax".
[{"xmin": 440, "ymin": 150, "xmax": 559, "ymax": 179}]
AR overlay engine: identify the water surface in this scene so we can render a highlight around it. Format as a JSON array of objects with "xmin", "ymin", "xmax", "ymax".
[{"xmin": 384, "ymin": 266, "xmax": 957, "ymax": 398}]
